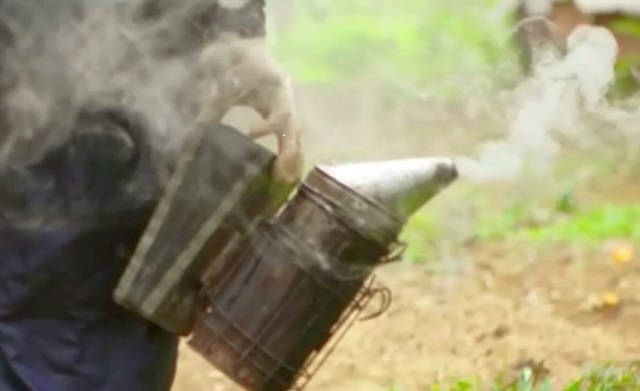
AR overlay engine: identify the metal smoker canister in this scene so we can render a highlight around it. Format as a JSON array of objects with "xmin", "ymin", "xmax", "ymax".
[
  {"xmin": 188, "ymin": 158, "xmax": 458, "ymax": 391},
  {"xmin": 114, "ymin": 124, "xmax": 295, "ymax": 334}
]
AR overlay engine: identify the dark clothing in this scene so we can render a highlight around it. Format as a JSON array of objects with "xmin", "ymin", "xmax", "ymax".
[{"xmin": 0, "ymin": 108, "xmax": 178, "ymax": 391}]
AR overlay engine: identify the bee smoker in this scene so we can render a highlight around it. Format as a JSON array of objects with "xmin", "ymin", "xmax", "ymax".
[
  {"xmin": 114, "ymin": 123, "xmax": 458, "ymax": 390},
  {"xmin": 187, "ymin": 159, "xmax": 457, "ymax": 391},
  {"xmin": 114, "ymin": 124, "xmax": 295, "ymax": 334}
]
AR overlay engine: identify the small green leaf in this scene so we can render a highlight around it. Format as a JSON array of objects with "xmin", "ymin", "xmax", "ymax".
[
  {"xmin": 562, "ymin": 379, "xmax": 582, "ymax": 391},
  {"xmin": 610, "ymin": 18, "xmax": 640, "ymax": 38}
]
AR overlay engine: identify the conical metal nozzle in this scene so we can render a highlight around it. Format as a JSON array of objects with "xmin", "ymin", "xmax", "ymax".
[{"xmin": 321, "ymin": 157, "xmax": 458, "ymax": 221}]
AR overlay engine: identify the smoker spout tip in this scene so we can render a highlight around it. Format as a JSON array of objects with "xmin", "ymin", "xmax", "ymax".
[
  {"xmin": 432, "ymin": 157, "xmax": 458, "ymax": 183},
  {"xmin": 320, "ymin": 157, "xmax": 459, "ymax": 221}
]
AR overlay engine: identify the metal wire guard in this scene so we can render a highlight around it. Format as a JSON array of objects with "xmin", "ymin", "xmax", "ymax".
[{"xmin": 187, "ymin": 222, "xmax": 396, "ymax": 391}]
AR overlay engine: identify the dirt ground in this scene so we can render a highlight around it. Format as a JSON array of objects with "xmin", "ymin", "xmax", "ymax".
[{"xmin": 171, "ymin": 239, "xmax": 640, "ymax": 390}]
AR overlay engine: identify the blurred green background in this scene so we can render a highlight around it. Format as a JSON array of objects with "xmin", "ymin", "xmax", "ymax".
[{"xmin": 270, "ymin": 0, "xmax": 518, "ymax": 93}]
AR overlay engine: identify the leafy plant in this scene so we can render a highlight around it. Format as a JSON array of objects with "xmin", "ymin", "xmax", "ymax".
[
  {"xmin": 273, "ymin": 0, "xmax": 516, "ymax": 95},
  {"xmin": 388, "ymin": 362, "xmax": 640, "ymax": 390},
  {"xmin": 526, "ymin": 204, "xmax": 640, "ymax": 243},
  {"xmin": 399, "ymin": 207, "xmax": 440, "ymax": 263}
]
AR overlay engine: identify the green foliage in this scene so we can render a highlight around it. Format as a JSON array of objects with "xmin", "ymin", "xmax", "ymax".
[
  {"xmin": 526, "ymin": 204, "xmax": 640, "ymax": 244},
  {"xmin": 609, "ymin": 18, "xmax": 640, "ymax": 39},
  {"xmin": 388, "ymin": 363, "xmax": 640, "ymax": 391},
  {"xmin": 273, "ymin": 0, "xmax": 515, "ymax": 90},
  {"xmin": 400, "ymin": 194, "xmax": 640, "ymax": 262},
  {"xmin": 399, "ymin": 207, "xmax": 440, "ymax": 263},
  {"xmin": 577, "ymin": 362, "xmax": 640, "ymax": 390},
  {"xmin": 476, "ymin": 201, "xmax": 534, "ymax": 241},
  {"xmin": 603, "ymin": 17, "xmax": 640, "ymax": 99},
  {"xmin": 474, "ymin": 202, "xmax": 640, "ymax": 245},
  {"xmin": 610, "ymin": 56, "xmax": 640, "ymax": 100}
]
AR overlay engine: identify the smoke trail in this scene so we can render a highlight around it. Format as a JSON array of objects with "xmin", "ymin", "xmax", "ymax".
[
  {"xmin": 455, "ymin": 24, "xmax": 620, "ymax": 183},
  {"xmin": 0, "ymin": 0, "xmax": 269, "ymax": 169},
  {"xmin": 574, "ymin": 0, "xmax": 640, "ymax": 16},
  {"xmin": 0, "ymin": 0, "xmax": 280, "ymax": 229},
  {"xmin": 0, "ymin": 0, "xmax": 178, "ymax": 166}
]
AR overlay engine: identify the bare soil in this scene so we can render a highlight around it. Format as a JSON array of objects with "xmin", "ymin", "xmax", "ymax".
[{"xmin": 171, "ymin": 240, "xmax": 640, "ymax": 390}]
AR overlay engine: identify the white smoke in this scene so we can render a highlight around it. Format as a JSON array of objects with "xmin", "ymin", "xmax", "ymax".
[
  {"xmin": 0, "ymin": 0, "xmax": 237, "ymax": 168},
  {"xmin": 575, "ymin": 0, "xmax": 640, "ymax": 16},
  {"xmin": 456, "ymin": 24, "xmax": 620, "ymax": 182}
]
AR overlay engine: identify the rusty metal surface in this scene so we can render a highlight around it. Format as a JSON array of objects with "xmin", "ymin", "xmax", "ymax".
[
  {"xmin": 189, "ymin": 222, "xmax": 393, "ymax": 391},
  {"xmin": 277, "ymin": 192, "xmax": 391, "ymax": 280},
  {"xmin": 187, "ymin": 165, "xmax": 407, "ymax": 391},
  {"xmin": 114, "ymin": 124, "xmax": 294, "ymax": 334},
  {"xmin": 301, "ymin": 166, "xmax": 403, "ymax": 247}
]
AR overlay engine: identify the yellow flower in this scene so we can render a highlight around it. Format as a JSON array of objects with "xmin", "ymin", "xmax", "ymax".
[
  {"xmin": 612, "ymin": 246, "xmax": 633, "ymax": 265},
  {"xmin": 601, "ymin": 291, "xmax": 620, "ymax": 307}
]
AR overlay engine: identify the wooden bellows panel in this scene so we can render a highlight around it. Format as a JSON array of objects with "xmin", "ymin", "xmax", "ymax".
[{"xmin": 114, "ymin": 124, "xmax": 294, "ymax": 334}]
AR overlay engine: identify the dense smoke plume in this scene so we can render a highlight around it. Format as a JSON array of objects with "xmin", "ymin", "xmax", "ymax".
[
  {"xmin": 456, "ymin": 23, "xmax": 621, "ymax": 182},
  {"xmin": 0, "ymin": 0, "xmax": 266, "ymax": 168},
  {"xmin": 0, "ymin": 0, "xmax": 273, "ymax": 227}
]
